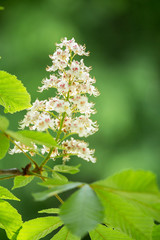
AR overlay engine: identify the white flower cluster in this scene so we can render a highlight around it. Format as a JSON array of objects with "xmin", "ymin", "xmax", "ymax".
[
  {"xmin": 10, "ymin": 38, "xmax": 99, "ymax": 163},
  {"xmin": 9, "ymin": 141, "xmax": 37, "ymax": 157},
  {"xmin": 62, "ymin": 138, "xmax": 96, "ymax": 163}
]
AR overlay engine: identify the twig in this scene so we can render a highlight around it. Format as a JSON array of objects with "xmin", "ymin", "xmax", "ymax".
[{"xmin": 0, "ymin": 168, "xmax": 22, "ymax": 175}]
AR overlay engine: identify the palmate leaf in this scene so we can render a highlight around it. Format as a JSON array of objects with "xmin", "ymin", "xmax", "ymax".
[
  {"xmin": 17, "ymin": 216, "xmax": 63, "ymax": 240},
  {"xmin": 6, "ymin": 130, "xmax": 58, "ymax": 148},
  {"xmin": 93, "ymin": 169, "xmax": 160, "ymax": 222},
  {"xmin": 91, "ymin": 169, "xmax": 160, "ymax": 239},
  {"xmin": 33, "ymin": 182, "xmax": 82, "ymax": 201},
  {"xmin": 51, "ymin": 226, "xmax": 80, "ymax": 240},
  {"xmin": 89, "ymin": 224, "xmax": 132, "ymax": 240},
  {"xmin": 60, "ymin": 184, "xmax": 104, "ymax": 238},
  {"xmin": 12, "ymin": 175, "xmax": 35, "ymax": 190},
  {"xmin": 0, "ymin": 71, "xmax": 31, "ymax": 113},
  {"xmin": 97, "ymin": 169, "xmax": 159, "ymax": 193},
  {"xmin": 0, "ymin": 132, "xmax": 10, "ymax": 160},
  {"xmin": 0, "ymin": 200, "xmax": 22, "ymax": 239},
  {"xmin": 0, "ymin": 186, "xmax": 20, "ymax": 201},
  {"xmin": 92, "ymin": 189, "xmax": 153, "ymax": 240}
]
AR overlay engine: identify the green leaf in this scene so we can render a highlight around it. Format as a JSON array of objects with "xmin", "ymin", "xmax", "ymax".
[
  {"xmin": 93, "ymin": 169, "xmax": 160, "ymax": 222},
  {"xmin": 91, "ymin": 169, "xmax": 160, "ymax": 239},
  {"xmin": 39, "ymin": 173, "xmax": 68, "ymax": 187},
  {"xmin": 42, "ymin": 170, "xmax": 48, "ymax": 177},
  {"xmin": 92, "ymin": 188, "xmax": 153, "ymax": 240},
  {"xmin": 89, "ymin": 224, "xmax": 132, "ymax": 240},
  {"xmin": 152, "ymin": 224, "xmax": 160, "ymax": 240},
  {"xmin": 0, "ymin": 133, "xmax": 10, "ymax": 159},
  {"xmin": 12, "ymin": 176, "xmax": 35, "ymax": 190},
  {"xmin": 54, "ymin": 164, "xmax": 80, "ymax": 174},
  {"xmin": 0, "ymin": 200, "xmax": 22, "ymax": 239},
  {"xmin": 38, "ymin": 178, "xmax": 68, "ymax": 188},
  {"xmin": 96, "ymin": 169, "xmax": 159, "ymax": 193},
  {"xmin": 11, "ymin": 226, "xmax": 22, "ymax": 240},
  {"xmin": 38, "ymin": 208, "xmax": 60, "ymax": 214},
  {"xmin": 60, "ymin": 184, "xmax": 104, "ymax": 238},
  {"xmin": 51, "ymin": 226, "xmax": 80, "ymax": 240},
  {"xmin": 0, "ymin": 71, "xmax": 31, "ymax": 113},
  {"xmin": 0, "ymin": 186, "xmax": 20, "ymax": 201},
  {"xmin": 17, "ymin": 216, "xmax": 63, "ymax": 240},
  {"xmin": 0, "ymin": 6, "xmax": 4, "ymax": 10},
  {"xmin": 0, "ymin": 115, "xmax": 9, "ymax": 131},
  {"xmin": 52, "ymin": 171, "xmax": 68, "ymax": 183},
  {"xmin": 33, "ymin": 182, "xmax": 82, "ymax": 201},
  {"xmin": 6, "ymin": 130, "xmax": 58, "ymax": 148}
]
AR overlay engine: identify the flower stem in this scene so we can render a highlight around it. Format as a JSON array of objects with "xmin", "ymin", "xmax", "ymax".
[
  {"xmin": 60, "ymin": 132, "xmax": 77, "ymax": 142},
  {"xmin": 56, "ymin": 112, "xmax": 66, "ymax": 141},
  {"xmin": 39, "ymin": 147, "xmax": 54, "ymax": 169},
  {"xmin": 55, "ymin": 194, "xmax": 64, "ymax": 204}
]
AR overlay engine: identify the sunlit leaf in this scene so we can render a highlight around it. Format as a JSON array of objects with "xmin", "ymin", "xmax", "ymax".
[
  {"xmin": 51, "ymin": 226, "xmax": 80, "ymax": 240},
  {"xmin": 0, "ymin": 200, "xmax": 22, "ymax": 239},
  {"xmin": 96, "ymin": 169, "xmax": 159, "ymax": 193},
  {"xmin": 38, "ymin": 178, "xmax": 67, "ymax": 187},
  {"xmin": 93, "ymin": 169, "xmax": 160, "ymax": 222},
  {"xmin": 92, "ymin": 183, "xmax": 154, "ymax": 239},
  {"xmin": 54, "ymin": 164, "xmax": 81, "ymax": 174},
  {"xmin": 92, "ymin": 169, "xmax": 159, "ymax": 239},
  {"xmin": 89, "ymin": 224, "xmax": 132, "ymax": 240},
  {"xmin": 0, "ymin": 133, "xmax": 9, "ymax": 160},
  {"xmin": 152, "ymin": 224, "xmax": 160, "ymax": 240},
  {"xmin": 52, "ymin": 171, "xmax": 68, "ymax": 183},
  {"xmin": 60, "ymin": 184, "xmax": 104, "ymax": 238},
  {"xmin": 0, "ymin": 71, "xmax": 31, "ymax": 113},
  {"xmin": 39, "ymin": 173, "xmax": 68, "ymax": 187},
  {"xmin": 0, "ymin": 186, "xmax": 20, "ymax": 201},
  {"xmin": 17, "ymin": 216, "xmax": 62, "ymax": 240},
  {"xmin": 6, "ymin": 130, "xmax": 58, "ymax": 148},
  {"xmin": 38, "ymin": 208, "xmax": 60, "ymax": 214},
  {"xmin": 12, "ymin": 175, "xmax": 34, "ymax": 190},
  {"xmin": 11, "ymin": 226, "xmax": 22, "ymax": 240},
  {"xmin": 0, "ymin": 115, "xmax": 9, "ymax": 131},
  {"xmin": 33, "ymin": 182, "xmax": 82, "ymax": 201}
]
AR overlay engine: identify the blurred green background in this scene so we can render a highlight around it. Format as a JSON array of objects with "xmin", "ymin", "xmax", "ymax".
[{"xmin": 0, "ymin": 0, "xmax": 160, "ymax": 239}]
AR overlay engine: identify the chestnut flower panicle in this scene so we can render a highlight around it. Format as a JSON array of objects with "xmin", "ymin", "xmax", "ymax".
[{"xmin": 10, "ymin": 38, "xmax": 99, "ymax": 163}]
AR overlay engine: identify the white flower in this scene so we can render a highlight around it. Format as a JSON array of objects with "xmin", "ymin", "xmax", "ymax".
[
  {"xmin": 41, "ymin": 145, "xmax": 58, "ymax": 160},
  {"xmin": 9, "ymin": 141, "xmax": 37, "ymax": 156},
  {"xmin": 33, "ymin": 113, "xmax": 55, "ymax": 131},
  {"xmin": 70, "ymin": 95, "xmax": 95, "ymax": 116},
  {"xmin": 45, "ymin": 97, "xmax": 71, "ymax": 116},
  {"xmin": 49, "ymin": 48, "xmax": 70, "ymax": 63},
  {"xmin": 62, "ymin": 138, "xmax": 96, "ymax": 163},
  {"xmin": 71, "ymin": 116, "xmax": 98, "ymax": 137},
  {"xmin": 57, "ymin": 80, "xmax": 69, "ymax": 95},
  {"xmin": 56, "ymin": 37, "xmax": 89, "ymax": 56},
  {"xmin": 38, "ymin": 75, "xmax": 59, "ymax": 92}
]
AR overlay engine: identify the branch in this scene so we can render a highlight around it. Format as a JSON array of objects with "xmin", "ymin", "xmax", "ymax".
[{"xmin": 0, "ymin": 168, "xmax": 22, "ymax": 175}]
